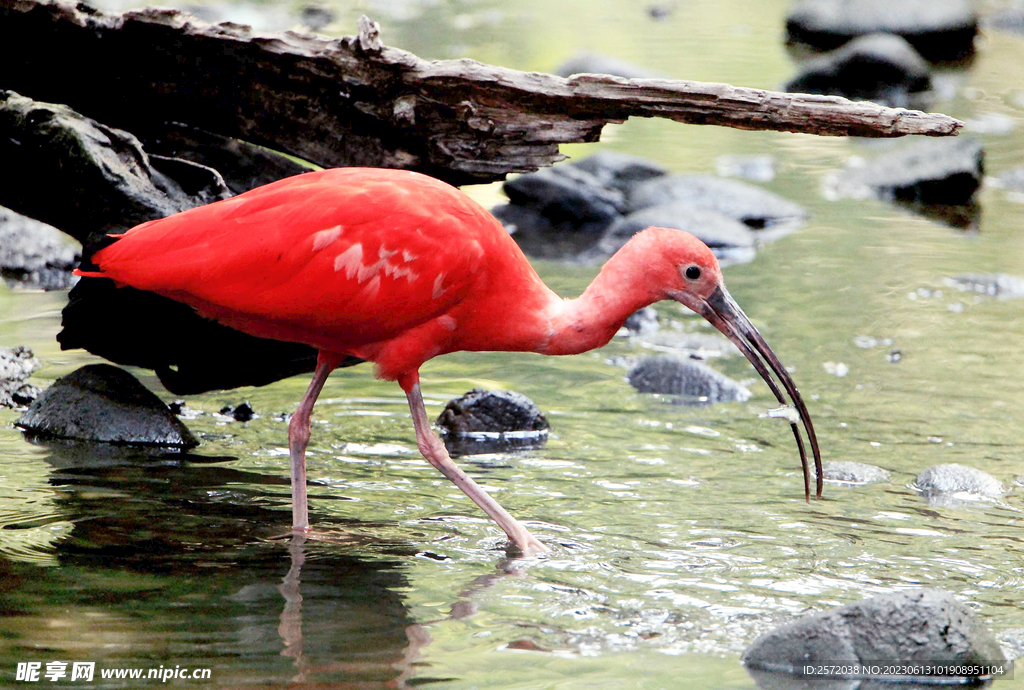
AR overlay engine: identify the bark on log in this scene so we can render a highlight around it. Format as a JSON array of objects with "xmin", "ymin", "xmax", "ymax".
[{"xmin": 0, "ymin": 0, "xmax": 961, "ymax": 186}]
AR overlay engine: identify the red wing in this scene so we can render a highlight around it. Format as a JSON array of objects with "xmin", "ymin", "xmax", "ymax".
[{"xmin": 92, "ymin": 169, "xmax": 502, "ymax": 345}]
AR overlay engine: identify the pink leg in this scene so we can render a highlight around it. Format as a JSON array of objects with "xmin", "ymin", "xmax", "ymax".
[
  {"xmin": 403, "ymin": 380, "xmax": 548, "ymax": 555},
  {"xmin": 288, "ymin": 352, "xmax": 342, "ymax": 532}
]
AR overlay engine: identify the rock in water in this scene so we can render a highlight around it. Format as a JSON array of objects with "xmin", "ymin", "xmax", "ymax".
[
  {"xmin": 0, "ymin": 345, "xmax": 41, "ymax": 408},
  {"xmin": 628, "ymin": 356, "xmax": 751, "ymax": 405},
  {"xmin": 785, "ymin": 0, "xmax": 979, "ymax": 62},
  {"xmin": 785, "ymin": 33, "xmax": 931, "ymax": 107},
  {"xmin": 914, "ymin": 463, "xmax": 1004, "ymax": 499},
  {"xmin": 743, "ymin": 589, "xmax": 1006, "ymax": 682},
  {"xmin": 436, "ymin": 389, "xmax": 549, "ymax": 456},
  {"xmin": 17, "ymin": 364, "xmax": 198, "ymax": 448},
  {"xmin": 822, "ymin": 460, "xmax": 890, "ymax": 484}
]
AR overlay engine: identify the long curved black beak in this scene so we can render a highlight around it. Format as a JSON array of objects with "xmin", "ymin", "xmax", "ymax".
[{"xmin": 688, "ymin": 285, "xmax": 822, "ymax": 501}]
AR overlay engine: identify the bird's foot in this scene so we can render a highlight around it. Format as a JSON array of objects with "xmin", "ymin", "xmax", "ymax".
[{"xmin": 512, "ymin": 529, "xmax": 550, "ymax": 557}]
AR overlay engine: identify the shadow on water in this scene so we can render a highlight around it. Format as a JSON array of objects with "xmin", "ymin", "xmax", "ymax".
[{"xmin": 0, "ymin": 440, "xmax": 450, "ymax": 687}]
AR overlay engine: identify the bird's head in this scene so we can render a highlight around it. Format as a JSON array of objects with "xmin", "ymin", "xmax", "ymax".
[{"xmin": 628, "ymin": 226, "xmax": 822, "ymax": 499}]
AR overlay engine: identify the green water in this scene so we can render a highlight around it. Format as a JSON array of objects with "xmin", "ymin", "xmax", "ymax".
[{"xmin": 3, "ymin": 0, "xmax": 1024, "ymax": 687}]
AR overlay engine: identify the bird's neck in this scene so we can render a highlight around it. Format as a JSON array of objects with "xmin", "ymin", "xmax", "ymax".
[{"xmin": 539, "ymin": 246, "xmax": 663, "ymax": 356}]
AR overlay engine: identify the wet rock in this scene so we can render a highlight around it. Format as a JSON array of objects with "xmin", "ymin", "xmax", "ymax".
[
  {"xmin": 569, "ymin": 151, "xmax": 667, "ymax": 193},
  {"xmin": 823, "ymin": 460, "xmax": 890, "ymax": 484},
  {"xmin": 493, "ymin": 203, "xmax": 599, "ymax": 260},
  {"xmin": 626, "ymin": 175, "xmax": 806, "ymax": 230},
  {"xmin": 437, "ymin": 389, "xmax": 549, "ymax": 456},
  {"xmin": 785, "ymin": 0, "xmax": 979, "ymax": 62},
  {"xmin": 830, "ymin": 137, "xmax": 983, "ymax": 207},
  {"xmin": 785, "ymin": 33, "xmax": 931, "ymax": 108},
  {"xmin": 627, "ymin": 355, "xmax": 751, "ymax": 405},
  {"xmin": 592, "ymin": 204, "xmax": 756, "ymax": 264},
  {"xmin": 914, "ymin": 464, "xmax": 1004, "ymax": 499},
  {"xmin": 503, "ymin": 166, "xmax": 625, "ymax": 230},
  {"xmin": 219, "ymin": 402, "xmax": 255, "ymax": 422},
  {"xmin": 622, "ymin": 306, "xmax": 660, "ymax": 336},
  {"xmin": 16, "ymin": 364, "xmax": 199, "ymax": 448},
  {"xmin": 0, "ymin": 206, "xmax": 80, "ymax": 290},
  {"xmin": 943, "ymin": 274, "xmax": 1024, "ymax": 299},
  {"xmin": 554, "ymin": 52, "xmax": 665, "ymax": 79},
  {"xmin": 0, "ymin": 90, "xmax": 230, "ymax": 245},
  {"xmin": 715, "ymin": 154, "xmax": 776, "ymax": 183},
  {"xmin": 743, "ymin": 589, "xmax": 1005, "ymax": 681},
  {"xmin": 0, "ymin": 346, "xmax": 41, "ymax": 408}
]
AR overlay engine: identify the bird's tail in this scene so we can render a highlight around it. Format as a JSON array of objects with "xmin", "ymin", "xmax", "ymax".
[{"xmin": 59, "ymin": 238, "xmax": 363, "ymax": 395}]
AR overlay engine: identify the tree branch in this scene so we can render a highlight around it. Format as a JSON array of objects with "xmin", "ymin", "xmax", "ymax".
[{"xmin": 0, "ymin": 0, "xmax": 961, "ymax": 186}]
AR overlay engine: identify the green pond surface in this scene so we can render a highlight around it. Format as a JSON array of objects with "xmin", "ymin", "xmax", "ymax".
[{"xmin": 3, "ymin": 0, "xmax": 1024, "ymax": 687}]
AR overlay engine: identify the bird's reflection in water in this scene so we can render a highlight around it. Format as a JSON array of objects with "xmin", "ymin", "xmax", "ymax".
[{"xmin": 2, "ymin": 440, "xmax": 524, "ymax": 687}]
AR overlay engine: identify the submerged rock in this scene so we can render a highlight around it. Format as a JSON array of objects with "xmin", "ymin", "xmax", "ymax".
[
  {"xmin": 437, "ymin": 389, "xmax": 549, "ymax": 456},
  {"xmin": 17, "ymin": 364, "xmax": 198, "ymax": 448},
  {"xmin": 822, "ymin": 460, "xmax": 890, "ymax": 484},
  {"xmin": 944, "ymin": 274, "xmax": 1024, "ymax": 299},
  {"xmin": 785, "ymin": 0, "xmax": 979, "ymax": 62},
  {"xmin": 0, "ymin": 346, "xmax": 41, "ymax": 408},
  {"xmin": 626, "ymin": 174, "xmax": 806, "ymax": 230},
  {"xmin": 627, "ymin": 356, "xmax": 750, "ymax": 405},
  {"xmin": 785, "ymin": 33, "xmax": 931, "ymax": 107},
  {"xmin": 830, "ymin": 137, "xmax": 984, "ymax": 207},
  {"xmin": 715, "ymin": 154, "xmax": 776, "ymax": 183},
  {"xmin": 914, "ymin": 463, "xmax": 1004, "ymax": 499},
  {"xmin": 743, "ymin": 589, "xmax": 1005, "ymax": 682},
  {"xmin": 0, "ymin": 206, "xmax": 79, "ymax": 290}
]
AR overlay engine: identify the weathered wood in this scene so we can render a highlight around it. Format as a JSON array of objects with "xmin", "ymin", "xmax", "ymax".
[{"xmin": 0, "ymin": 0, "xmax": 961, "ymax": 186}]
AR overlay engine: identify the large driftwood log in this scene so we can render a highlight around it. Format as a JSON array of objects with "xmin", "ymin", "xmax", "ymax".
[{"xmin": 0, "ymin": 0, "xmax": 960, "ymax": 186}]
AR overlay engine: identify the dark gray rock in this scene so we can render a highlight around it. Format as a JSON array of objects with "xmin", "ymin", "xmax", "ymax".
[
  {"xmin": 593, "ymin": 204, "xmax": 756, "ymax": 264},
  {"xmin": 437, "ymin": 389, "xmax": 549, "ymax": 456},
  {"xmin": 786, "ymin": 0, "xmax": 979, "ymax": 62},
  {"xmin": 785, "ymin": 33, "xmax": 931, "ymax": 108},
  {"xmin": 503, "ymin": 166, "xmax": 625, "ymax": 229},
  {"xmin": 823, "ymin": 460, "xmax": 890, "ymax": 484},
  {"xmin": 0, "ymin": 206, "xmax": 79, "ymax": 290},
  {"xmin": 831, "ymin": 137, "xmax": 983, "ymax": 206},
  {"xmin": 628, "ymin": 356, "xmax": 751, "ymax": 405},
  {"xmin": 554, "ymin": 52, "xmax": 665, "ymax": 79},
  {"xmin": 743, "ymin": 589, "xmax": 1005, "ymax": 681},
  {"xmin": 626, "ymin": 174, "xmax": 806, "ymax": 230},
  {"xmin": 16, "ymin": 364, "xmax": 198, "ymax": 448},
  {"xmin": 569, "ymin": 151, "xmax": 668, "ymax": 193},
  {"xmin": 944, "ymin": 274, "xmax": 1024, "ymax": 299},
  {"xmin": 0, "ymin": 346, "xmax": 41, "ymax": 408},
  {"xmin": 0, "ymin": 90, "xmax": 231, "ymax": 245},
  {"xmin": 493, "ymin": 203, "xmax": 601, "ymax": 260},
  {"xmin": 914, "ymin": 464, "xmax": 1004, "ymax": 499}
]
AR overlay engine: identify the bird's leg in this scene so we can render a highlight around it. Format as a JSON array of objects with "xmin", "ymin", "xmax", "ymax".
[
  {"xmin": 288, "ymin": 352, "xmax": 342, "ymax": 532},
  {"xmin": 402, "ymin": 380, "xmax": 549, "ymax": 556}
]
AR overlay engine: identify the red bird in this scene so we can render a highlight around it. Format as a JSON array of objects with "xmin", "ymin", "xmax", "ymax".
[{"xmin": 76, "ymin": 167, "xmax": 821, "ymax": 554}]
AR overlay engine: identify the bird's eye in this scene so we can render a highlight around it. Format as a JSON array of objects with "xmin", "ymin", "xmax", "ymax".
[{"xmin": 685, "ymin": 265, "xmax": 702, "ymax": 281}]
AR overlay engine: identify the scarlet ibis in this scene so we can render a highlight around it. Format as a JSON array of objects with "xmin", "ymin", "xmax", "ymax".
[{"xmin": 75, "ymin": 167, "xmax": 821, "ymax": 554}]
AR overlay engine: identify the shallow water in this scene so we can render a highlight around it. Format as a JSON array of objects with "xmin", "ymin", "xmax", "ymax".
[{"xmin": 3, "ymin": 0, "xmax": 1024, "ymax": 687}]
